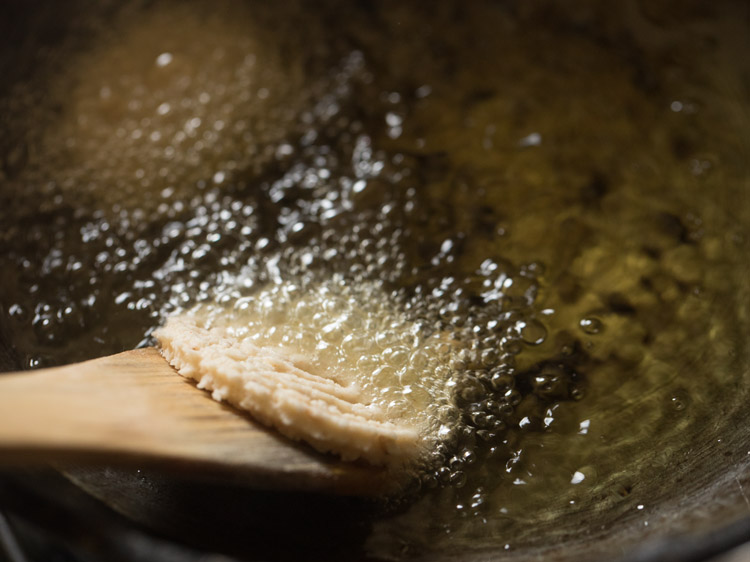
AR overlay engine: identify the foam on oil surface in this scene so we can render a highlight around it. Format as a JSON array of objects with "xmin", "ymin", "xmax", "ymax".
[
  {"xmin": 199, "ymin": 278, "xmax": 456, "ymax": 425},
  {"xmin": 14, "ymin": 1, "xmax": 312, "ymax": 210},
  {"xmin": 156, "ymin": 277, "xmax": 467, "ymax": 465}
]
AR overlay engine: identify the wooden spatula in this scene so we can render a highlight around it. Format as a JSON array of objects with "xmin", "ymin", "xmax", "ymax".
[{"xmin": 0, "ymin": 348, "xmax": 391, "ymax": 495}]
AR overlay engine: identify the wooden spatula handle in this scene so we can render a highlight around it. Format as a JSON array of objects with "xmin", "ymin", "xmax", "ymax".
[
  {"xmin": 0, "ymin": 349, "xmax": 177, "ymax": 459},
  {"xmin": 0, "ymin": 348, "xmax": 387, "ymax": 494}
]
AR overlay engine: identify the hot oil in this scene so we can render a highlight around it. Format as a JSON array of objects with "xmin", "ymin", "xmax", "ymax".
[{"xmin": 0, "ymin": 0, "xmax": 748, "ymax": 559}]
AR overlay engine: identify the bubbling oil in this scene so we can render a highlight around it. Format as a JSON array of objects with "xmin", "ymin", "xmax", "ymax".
[
  {"xmin": 182, "ymin": 277, "xmax": 467, "ymax": 464},
  {"xmin": 0, "ymin": 0, "xmax": 564, "ymax": 492},
  {"xmin": 1, "ymin": 0, "xmax": 749, "ymax": 560}
]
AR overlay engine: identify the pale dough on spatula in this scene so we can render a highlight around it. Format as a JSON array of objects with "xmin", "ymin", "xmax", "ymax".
[
  {"xmin": 156, "ymin": 316, "xmax": 422, "ymax": 464},
  {"xmin": 154, "ymin": 280, "xmax": 459, "ymax": 466}
]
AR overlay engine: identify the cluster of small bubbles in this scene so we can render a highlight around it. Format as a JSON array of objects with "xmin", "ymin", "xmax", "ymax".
[
  {"xmin": 0, "ymin": 27, "xmax": 377, "ymax": 366},
  {"xmin": 31, "ymin": 301, "xmax": 88, "ymax": 345},
  {"xmin": 195, "ymin": 276, "xmax": 467, "ymax": 448},
  {"xmin": 527, "ymin": 363, "xmax": 578, "ymax": 401},
  {"xmin": 383, "ymin": 259, "xmax": 588, "ymax": 492}
]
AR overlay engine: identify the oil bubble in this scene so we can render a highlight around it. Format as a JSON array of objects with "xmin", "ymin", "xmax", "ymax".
[{"xmin": 579, "ymin": 317, "xmax": 604, "ymax": 335}]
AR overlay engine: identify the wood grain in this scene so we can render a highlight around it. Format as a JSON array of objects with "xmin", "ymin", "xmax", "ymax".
[{"xmin": 0, "ymin": 348, "xmax": 392, "ymax": 495}]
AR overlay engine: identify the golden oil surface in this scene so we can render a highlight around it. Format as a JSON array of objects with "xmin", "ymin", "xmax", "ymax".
[{"xmin": 0, "ymin": 1, "xmax": 748, "ymax": 559}]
